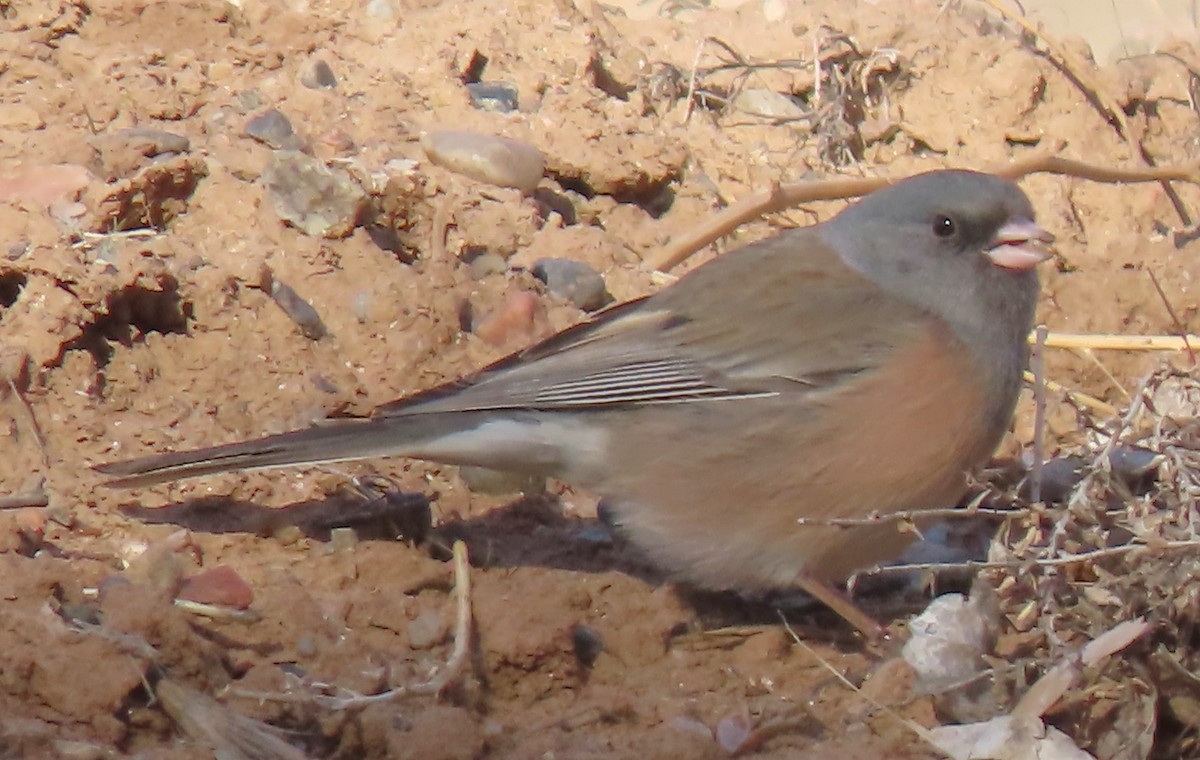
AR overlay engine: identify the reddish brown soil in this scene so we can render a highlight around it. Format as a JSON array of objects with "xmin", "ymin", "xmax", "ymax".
[{"xmin": 0, "ymin": 0, "xmax": 1197, "ymax": 757}]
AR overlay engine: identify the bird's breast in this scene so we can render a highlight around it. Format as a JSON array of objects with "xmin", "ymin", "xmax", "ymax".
[{"xmin": 599, "ymin": 320, "xmax": 1008, "ymax": 588}]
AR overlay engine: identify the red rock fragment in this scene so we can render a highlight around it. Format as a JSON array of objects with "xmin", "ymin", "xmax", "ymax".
[
  {"xmin": 472, "ymin": 289, "xmax": 540, "ymax": 346},
  {"xmin": 178, "ymin": 565, "xmax": 254, "ymax": 610}
]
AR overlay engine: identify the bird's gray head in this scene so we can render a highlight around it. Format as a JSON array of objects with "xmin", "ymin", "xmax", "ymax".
[{"xmin": 821, "ymin": 170, "xmax": 1049, "ymax": 369}]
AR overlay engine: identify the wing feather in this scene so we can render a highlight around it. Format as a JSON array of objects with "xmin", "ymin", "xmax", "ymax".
[{"xmin": 378, "ymin": 229, "xmax": 936, "ymax": 417}]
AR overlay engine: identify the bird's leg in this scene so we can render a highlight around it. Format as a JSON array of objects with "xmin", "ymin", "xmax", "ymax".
[{"xmin": 794, "ymin": 573, "xmax": 889, "ymax": 643}]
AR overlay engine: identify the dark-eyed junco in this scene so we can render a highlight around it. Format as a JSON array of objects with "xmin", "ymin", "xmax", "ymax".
[{"xmin": 97, "ymin": 169, "xmax": 1052, "ymax": 636}]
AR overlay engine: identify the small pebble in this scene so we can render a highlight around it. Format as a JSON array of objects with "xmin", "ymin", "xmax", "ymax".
[
  {"xmin": 309, "ymin": 373, "xmax": 341, "ymax": 395},
  {"xmin": 471, "ymin": 289, "xmax": 539, "ymax": 345},
  {"xmin": 178, "ymin": 565, "xmax": 254, "ymax": 610},
  {"xmin": 1024, "ymin": 444, "xmax": 1162, "ymax": 502},
  {"xmin": 733, "ymin": 88, "xmax": 805, "ymax": 119},
  {"xmin": 901, "ymin": 593, "xmax": 996, "ymax": 696},
  {"xmin": 58, "ymin": 602, "xmax": 101, "ymax": 627},
  {"xmin": 269, "ymin": 278, "xmax": 328, "ymax": 340},
  {"xmin": 466, "ymin": 82, "xmax": 519, "ymax": 112},
  {"xmin": 329, "ymin": 526, "xmax": 358, "ymax": 552},
  {"xmin": 715, "ymin": 714, "xmax": 754, "ymax": 754},
  {"xmin": 115, "ymin": 127, "xmax": 190, "ymax": 155},
  {"xmin": 364, "ymin": 0, "xmax": 398, "ymax": 20},
  {"xmin": 237, "ymin": 89, "xmax": 266, "ymax": 113},
  {"xmin": 575, "ymin": 523, "xmax": 615, "ymax": 546},
  {"xmin": 458, "ymin": 465, "xmax": 544, "ymax": 495},
  {"xmin": 532, "ymin": 258, "xmax": 610, "ymax": 311},
  {"xmin": 407, "ymin": 610, "xmax": 448, "ymax": 650},
  {"xmin": 351, "ymin": 291, "xmax": 372, "ymax": 323},
  {"xmin": 301, "ymin": 58, "xmax": 338, "ymax": 90},
  {"xmin": 262, "ymin": 150, "xmax": 367, "ymax": 238},
  {"xmin": 422, "ymin": 130, "xmax": 544, "ymax": 193},
  {"xmin": 272, "ymin": 525, "xmax": 305, "ymax": 545},
  {"xmin": 570, "ymin": 625, "xmax": 605, "ymax": 668},
  {"xmin": 296, "ymin": 634, "xmax": 318, "ymax": 658},
  {"xmin": 244, "ymin": 108, "xmax": 302, "ymax": 150}
]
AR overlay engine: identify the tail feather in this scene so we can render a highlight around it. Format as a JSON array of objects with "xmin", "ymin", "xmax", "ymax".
[{"xmin": 95, "ymin": 418, "xmax": 409, "ymax": 488}]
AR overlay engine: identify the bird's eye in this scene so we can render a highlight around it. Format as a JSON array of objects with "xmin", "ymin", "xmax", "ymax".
[{"xmin": 933, "ymin": 215, "xmax": 956, "ymax": 238}]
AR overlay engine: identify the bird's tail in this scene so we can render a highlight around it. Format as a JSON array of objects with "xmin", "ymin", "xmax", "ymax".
[{"xmin": 95, "ymin": 417, "xmax": 421, "ymax": 488}]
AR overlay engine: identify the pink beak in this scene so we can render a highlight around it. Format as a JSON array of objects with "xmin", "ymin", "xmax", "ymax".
[{"xmin": 985, "ymin": 219, "xmax": 1055, "ymax": 270}]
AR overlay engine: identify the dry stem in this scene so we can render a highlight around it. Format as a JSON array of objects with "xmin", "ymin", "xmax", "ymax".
[
  {"xmin": 648, "ymin": 152, "xmax": 1200, "ymax": 272},
  {"xmin": 1031, "ymin": 325, "xmax": 1049, "ymax": 503}
]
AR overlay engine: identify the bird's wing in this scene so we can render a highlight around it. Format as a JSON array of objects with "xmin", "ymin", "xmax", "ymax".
[{"xmin": 379, "ymin": 229, "xmax": 938, "ymax": 417}]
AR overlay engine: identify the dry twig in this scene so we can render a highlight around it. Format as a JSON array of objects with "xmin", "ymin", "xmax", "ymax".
[
  {"xmin": 1037, "ymin": 333, "xmax": 1200, "ymax": 352},
  {"xmin": 649, "ymin": 151, "xmax": 1200, "ymax": 271},
  {"xmin": 1147, "ymin": 269, "xmax": 1196, "ymax": 365},
  {"xmin": 1020, "ymin": 370, "xmax": 1117, "ymax": 417},
  {"xmin": 1031, "ymin": 325, "xmax": 1049, "ymax": 503},
  {"xmin": 795, "ymin": 505, "xmax": 1026, "ymax": 528},
  {"xmin": 158, "ymin": 678, "xmax": 309, "ymax": 760}
]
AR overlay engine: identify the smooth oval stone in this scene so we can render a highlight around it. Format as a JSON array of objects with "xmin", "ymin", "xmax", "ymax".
[
  {"xmin": 532, "ymin": 258, "xmax": 610, "ymax": 311},
  {"xmin": 421, "ymin": 130, "xmax": 544, "ymax": 193}
]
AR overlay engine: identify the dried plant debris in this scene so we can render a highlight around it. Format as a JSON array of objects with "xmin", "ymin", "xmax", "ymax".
[
  {"xmin": 686, "ymin": 30, "xmax": 905, "ymax": 165},
  {"xmin": 158, "ymin": 677, "xmax": 310, "ymax": 760},
  {"xmin": 967, "ymin": 368, "xmax": 1200, "ymax": 759}
]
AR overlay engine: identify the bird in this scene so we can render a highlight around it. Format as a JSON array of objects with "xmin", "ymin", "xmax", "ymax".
[{"xmin": 96, "ymin": 169, "xmax": 1053, "ymax": 637}]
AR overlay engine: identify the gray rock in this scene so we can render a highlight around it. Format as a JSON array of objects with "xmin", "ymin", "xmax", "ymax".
[
  {"xmin": 269, "ymin": 278, "xmax": 328, "ymax": 340},
  {"xmin": 902, "ymin": 593, "xmax": 996, "ymax": 697},
  {"xmin": 458, "ymin": 465, "xmax": 544, "ymax": 495},
  {"xmin": 295, "ymin": 634, "xmax": 318, "ymax": 658},
  {"xmin": 1023, "ymin": 444, "xmax": 1162, "ymax": 502},
  {"xmin": 466, "ymin": 82, "xmax": 518, "ymax": 113},
  {"xmin": 244, "ymin": 108, "xmax": 302, "ymax": 150},
  {"xmin": 237, "ymin": 89, "xmax": 266, "ymax": 113},
  {"xmin": 109, "ymin": 127, "xmax": 191, "ymax": 156},
  {"xmin": 301, "ymin": 58, "xmax": 338, "ymax": 90},
  {"xmin": 329, "ymin": 526, "xmax": 358, "ymax": 551},
  {"xmin": 421, "ymin": 130, "xmax": 544, "ymax": 193},
  {"xmin": 262, "ymin": 150, "xmax": 366, "ymax": 238},
  {"xmin": 532, "ymin": 258, "xmax": 610, "ymax": 311},
  {"xmin": 571, "ymin": 625, "xmax": 605, "ymax": 668}
]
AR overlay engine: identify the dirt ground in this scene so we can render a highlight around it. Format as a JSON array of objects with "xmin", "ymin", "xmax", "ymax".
[{"xmin": 1, "ymin": 0, "xmax": 1199, "ymax": 757}]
